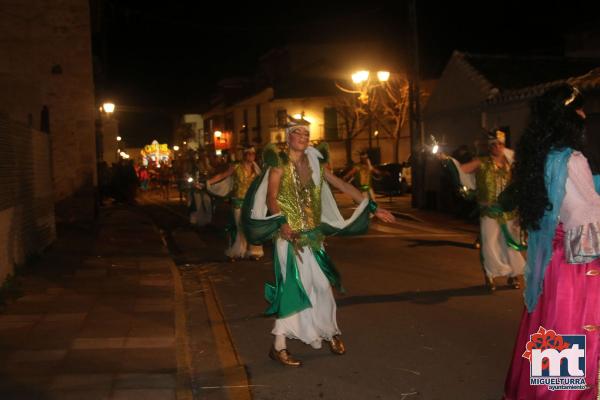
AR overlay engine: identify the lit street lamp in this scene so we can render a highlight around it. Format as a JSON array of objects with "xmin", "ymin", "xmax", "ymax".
[
  {"xmin": 377, "ymin": 71, "xmax": 390, "ymax": 82},
  {"xmin": 173, "ymin": 145, "xmax": 180, "ymax": 151},
  {"xmin": 102, "ymin": 102, "xmax": 115, "ymax": 114},
  {"xmin": 343, "ymin": 70, "xmax": 390, "ymax": 104},
  {"xmin": 337, "ymin": 70, "xmax": 390, "ymax": 150},
  {"xmin": 116, "ymin": 136, "xmax": 122, "ymax": 142}
]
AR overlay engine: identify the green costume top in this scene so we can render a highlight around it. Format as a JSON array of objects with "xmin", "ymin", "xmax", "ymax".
[
  {"xmin": 354, "ymin": 163, "xmax": 372, "ymax": 192},
  {"xmin": 277, "ymin": 162, "xmax": 323, "ymax": 232},
  {"xmin": 276, "ymin": 158, "xmax": 325, "ymax": 250},
  {"xmin": 232, "ymin": 163, "xmax": 257, "ymax": 208},
  {"xmin": 476, "ymin": 156, "xmax": 514, "ymax": 220}
]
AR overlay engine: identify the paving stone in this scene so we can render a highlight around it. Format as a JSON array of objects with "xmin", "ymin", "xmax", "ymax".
[
  {"xmin": 2, "ymin": 303, "xmax": 51, "ymax": 314},
  {"xmin": 108, "ymin": 266, "xmax": 138, "ymax": 275},
  {"xmin": 43, "ymin": 313, "xmax": 87, "ymax": 322},
  {"xmin": 134, "ymin": 304, "xmax": 172, "ymax": 313},
  {"xmin": 9, "ymin": 349, "xmax": 67, "ymax": 362},
  {"xmin": 47, "ymin": 389, "xmax": 111, "ymax": 400},
  {"xmin": 62, "ymin": 349, "xmax": 124, "ymax": 373},
  {"xmin": 0, "ymin": 314, "xmax": 43, "ymax": 323},
  {"xmin": 110, "ymin": 389, "xmax": 175, "ymax": 400},
  {"xmin": 20, "ymin": 334, "xmax": 76, "ymax": 351},
  {"xmin": 0, "ymin": 374, "xmax": 49, "ymax": 399},
  {"xmin": 129, "ymin": 315, "xmax": 174, "ymax": 337},
  {"xmin": 114, "ymin": 373, "xmax": 176, "ymax": 389},
  {"xmin": 123, "ymin": 337, "xmax": 175, "ymax": 349},
  {"xmin": 2, "ymin": 351, "xmax": 67, "ymax": 374},
  {"xmin": 98, "ymin": 295, "xmax": 139, "ymax": 305},
  {"xmin": 85, "ymin": 309, "xmax": 132, "ymax": 322},
  {"xmin": 131, "ymin": 312, "xmax": 172, "ymax": 323},
  {"xmin": 46, "ymin": 287, "xmax": 66, "ymax": 294},
  {"xmin": 49, "ymin": 373, "xmax": 113, "ymax": 390},
  {"xmin": 135, "ymin": 288, "xmax": 172, "ymax": 298},
  {"xmin": 138, "ymin": 259, "xmax": 169, "ymax": 271},
  {"xmin": 139, "ymin": 278, "xmax": 172, "ymax": 287},
  {"xmin": 135, "ymin": 298, "xmax": 173, "ymax": 305},
  {"xmin": 75, "ymin": 269, "xmax": 107, "ymax": 278},
  {"xmin": 27, "ymin": 322, "xmax": 83, "ymax": 345},
  {"xmin": 49, "ymin": 302, "xmax": 95, "ymax": 313},
  {"xmin": 72, "ymin": 337, "xmax": 126, "ymax": 349},
  {"xmin": 0, "ymin": 321, "xmax": 36, "ymax": 330},
  {"xmin": 120, "ymin": 349, "xmax": 177, "ymax": 373},
  {"xmin": 109, "ymin": 259, "xmax": 139, "ymax": 268},
  {"xmin": 91, "ymin": 304, "xmax": 135, "ymax": 314},
  {"xmin": 78, "ymin": 321, "xmax": 131, "ymax": 339},
  {"xmin": 82, "ymin": 258, "xmax": 112, "ymax": 268},
  {"xmin": 17, "ymin": 294, "xmax": 57, "ymax": 303},
  {"xmin": 59, "ymin": 294, "xmax": 96, "ymax": 304}
]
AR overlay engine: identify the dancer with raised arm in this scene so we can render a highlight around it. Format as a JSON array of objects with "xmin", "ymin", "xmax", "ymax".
[{"xmin": 242, "ymin": 116, "xmax": 395, "ymax": 366}]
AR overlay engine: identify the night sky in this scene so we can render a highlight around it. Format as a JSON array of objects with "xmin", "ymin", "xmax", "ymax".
[{"xmin": 95, "ymin": 0, "xmax": 599, "ymax": 147}]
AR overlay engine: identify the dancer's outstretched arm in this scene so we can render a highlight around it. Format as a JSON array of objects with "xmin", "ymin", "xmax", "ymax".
[
  {"xmin": 207, "ymin": 165, "xmax": 234, "ymax": 185},
  {"xmin": 342, "ymin": 166, "xmax": 357, "ymax": 182},
  {"xmin": 460, "ymin": 158, "xmax": 482, "ymax": 174},
  {"xmin": 324, "ymin": 169, "xmax": 395, "ymax": 223}
]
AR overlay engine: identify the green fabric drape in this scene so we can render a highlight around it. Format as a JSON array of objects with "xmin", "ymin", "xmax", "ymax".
[
  {"xmin": 263, "ymin": 206, "xmax": 372, "ymax": 317},
  {"xmin": 241, "ymin": 171, "xmax": 287, "ymax": 245},
  {"xmin": 481, "ymin": 203, "xmax": 527, "ymax": 251},
  {"xmin": 264, "ymin": 241, "xmax": 312, "ymax": 318},
  {"xmin": 224, "ymin": 209, "xmax": 237, "ymax": 245},
  {"xmin": 319, "ymin": 200, "xmax": 375, "ymax": 237},
  {"xmin": 188, "ymin": 188, "xmax": 197, "ymax": 212},
  {"xmin": 313, "ymin": 248, "xmax": 343, "ymax": 293},
  {"xmin": 264, "ymin": 242, "xmax": 346, "ymax": 318}
]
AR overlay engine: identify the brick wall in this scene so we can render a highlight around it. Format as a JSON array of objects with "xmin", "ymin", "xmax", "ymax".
[
  {"xmin": 0, "ymin": 0, "xmax": 97, "ymax": 222},
  {"xmin": 0, "ymin": 115, "xmax": 56, "ymax": 281}
]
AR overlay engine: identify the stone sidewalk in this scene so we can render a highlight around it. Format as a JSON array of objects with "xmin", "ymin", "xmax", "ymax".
[{"xmin": 0, "ymin": 207, "xmax": 189, "ymax": 400}]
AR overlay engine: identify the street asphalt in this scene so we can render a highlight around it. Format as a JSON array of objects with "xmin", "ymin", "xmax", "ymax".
[{"xmin": 143, "ymin": 191, "xmax": 523, "ymax": 400}]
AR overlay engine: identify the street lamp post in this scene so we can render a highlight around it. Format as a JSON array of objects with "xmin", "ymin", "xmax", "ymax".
[
  {"xmin": 338, "ymin": 70, "xmax": 389, "ymax": 155},
  {"xmin": 102, "ymin": 102, "xmax": 115, "ymax": 115},
  {"xmin": 408, "ymin": 0, "xmax": 424, "ymax": 209}
]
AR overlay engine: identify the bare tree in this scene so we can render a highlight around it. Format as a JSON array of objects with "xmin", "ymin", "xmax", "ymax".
[
  {"xmin": 370, "ymin": 75, "xmax": 410, "ymax": 163},
  {"xmin": 332, "ymin": 92, "xmax": 362, "ymax": 166},
  {"xmin": 334, "ymin": 74, "xmax": 428, "ymax": 165}
]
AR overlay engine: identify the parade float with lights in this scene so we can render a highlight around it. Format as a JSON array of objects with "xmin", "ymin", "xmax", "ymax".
[{"xmin": 141, "ymin": 140, "xmax": 172, "ymax": 168}]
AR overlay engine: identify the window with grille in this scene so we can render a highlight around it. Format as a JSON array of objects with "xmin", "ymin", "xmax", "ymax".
[
  {"xmin": 276, "ymin": 109, "xmax": 287, "ymax": 127},
  {"xmin": 324, "ymin": 107, "xmax": 338, "ymax": 140}
]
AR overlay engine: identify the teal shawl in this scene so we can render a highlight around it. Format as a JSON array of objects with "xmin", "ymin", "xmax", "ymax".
[{"xmin": 525, "ymin": 148, "xmax": 600, "ymax": 312}]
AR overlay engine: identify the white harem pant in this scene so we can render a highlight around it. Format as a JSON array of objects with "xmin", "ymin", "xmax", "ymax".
[
  {"xmin": 225, "ymin": 208, "xmax": 263, "ymax": 259},
  {"xmin": 480, "ymin": 216, "xmax": 525, "ymax": 278},
  {"xmin": 271, "ymin": 238, "xmax": 340, "ymax": 346}
]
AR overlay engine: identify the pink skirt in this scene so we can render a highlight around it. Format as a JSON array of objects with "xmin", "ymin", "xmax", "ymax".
[{"xmin": 504, "ymin": 226, "xmax": 600, "ymax": 399}]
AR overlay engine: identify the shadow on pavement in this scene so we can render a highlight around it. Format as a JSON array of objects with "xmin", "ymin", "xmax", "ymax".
[{"xmin": 336, "ymin": 284, "xmax": 515, "ymax": 306}]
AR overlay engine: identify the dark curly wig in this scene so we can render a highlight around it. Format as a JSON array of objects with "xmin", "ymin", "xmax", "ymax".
[{"xmin": 513, "ymin": 84, "xmax": 586, "ymax": 231}]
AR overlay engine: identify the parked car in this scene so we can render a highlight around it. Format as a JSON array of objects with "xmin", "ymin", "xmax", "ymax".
[{"xmin": 372, "ymin": 162, "xmax": 411, "ymax": 195}]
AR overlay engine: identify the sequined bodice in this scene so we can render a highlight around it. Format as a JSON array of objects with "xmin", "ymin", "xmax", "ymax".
[
  {"xmin": 476, "ymin": 156, "xmax": 512, "ymax": 206},
  {"xmin": 277, "ymin": 161, "xmax": 323, "ymax": 232},
  {"xmin": 355, "ymin": 164, "xmax": 372, "ymax": 187},
  {"xmin": 233, "ymin": 163, "xmax": 257, "ymax": 200}
]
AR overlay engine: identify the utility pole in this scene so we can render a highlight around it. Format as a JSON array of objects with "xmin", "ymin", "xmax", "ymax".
[
  {"xmin": 408, "ymin": 0, "xmax": 423, "ymax": 208},
  {"xmin": 368, "ymin": 97, "xmax": 373, "ymax": 151}
]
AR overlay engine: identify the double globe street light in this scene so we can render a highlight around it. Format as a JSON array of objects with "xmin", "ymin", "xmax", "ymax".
[
  {"xmin": 337, "ymin": 70, "xmax": 391, "ymax": 151},
  {"xmin": 349, "ymin": 70, "xmax": 390, "ymax": 104}
]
